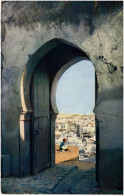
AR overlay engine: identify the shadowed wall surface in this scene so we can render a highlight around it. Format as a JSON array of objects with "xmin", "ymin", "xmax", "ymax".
[{"xmin": 1, "ymin": 1, "xmax": 123, "ymax": 189}]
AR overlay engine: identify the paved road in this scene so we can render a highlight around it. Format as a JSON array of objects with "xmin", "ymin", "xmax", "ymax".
[{"xmin": 1, "ymin": 165, "xmax": 123, "ymax": 194}]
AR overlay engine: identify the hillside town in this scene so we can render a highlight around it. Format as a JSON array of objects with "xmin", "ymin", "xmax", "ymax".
[{"xmin": 55, "ymin": 113, "xmax": 96, "ymax": 162}]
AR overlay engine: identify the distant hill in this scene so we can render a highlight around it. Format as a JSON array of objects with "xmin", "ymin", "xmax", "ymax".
[{"xmin": 57, "ymin": 113, "xmax": 95, "ymax": 118}]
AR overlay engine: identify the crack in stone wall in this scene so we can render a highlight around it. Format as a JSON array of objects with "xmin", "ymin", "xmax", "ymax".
[{"xmin": 96, "ymin": 55, "xmax": 117, "ymax": 74}]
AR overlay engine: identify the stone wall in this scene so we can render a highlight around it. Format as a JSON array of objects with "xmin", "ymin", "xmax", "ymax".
[
  {"xmin": 55, "ymin": 114, "xmax": 96, "ymax": 161},
  {"xmin": 1, "ymin": 1, "xmax": 123, "ymax": 188}
]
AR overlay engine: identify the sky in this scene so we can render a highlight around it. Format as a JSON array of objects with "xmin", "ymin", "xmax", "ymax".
[{"xmin": 56, "ymin": 60, "xmax": 95, "ymax": 114}]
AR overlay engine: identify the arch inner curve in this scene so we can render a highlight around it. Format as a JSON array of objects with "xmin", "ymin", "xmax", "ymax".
[{"xmin": 20, "ymin": 38, "xmax": 93, "ymax": 114}]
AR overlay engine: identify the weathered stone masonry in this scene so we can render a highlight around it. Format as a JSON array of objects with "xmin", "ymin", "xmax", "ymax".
[{"xmin": 1, "ymin": 1, "xmax": 123, "ymax": 189}]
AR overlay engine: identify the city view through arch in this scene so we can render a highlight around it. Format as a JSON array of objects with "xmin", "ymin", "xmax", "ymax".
[{"xmin": 55, "ymin": 60, "xmax": 96, "ymax": 170}]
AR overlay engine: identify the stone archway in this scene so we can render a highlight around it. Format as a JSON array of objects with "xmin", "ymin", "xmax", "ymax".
[
  {"xmin": 1, "ymin": 1, "xmax": 122, "ymax": 190},
  {"xmin": 20, "ymin": 37, "xmax": 123, "ymax": 189},
  {"xmin": 20, "ymin": 38, "xmax": 98, "ymax": 177}
]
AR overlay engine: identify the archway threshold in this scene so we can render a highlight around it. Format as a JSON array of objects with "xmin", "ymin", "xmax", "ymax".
[{"xmin": 1, "ymin": 166, "xmax": 122, "ymax": 194}]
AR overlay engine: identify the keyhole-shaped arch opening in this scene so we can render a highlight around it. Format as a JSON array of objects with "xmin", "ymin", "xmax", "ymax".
[{"xmin": 52, "ymin": 60, "xmax": 95, "ymax": 114}]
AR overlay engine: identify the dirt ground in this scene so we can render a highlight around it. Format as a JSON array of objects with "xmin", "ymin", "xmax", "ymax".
[{"xmin": 55, "ymin": 145, "xmax": 95, "ymax": 170}]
